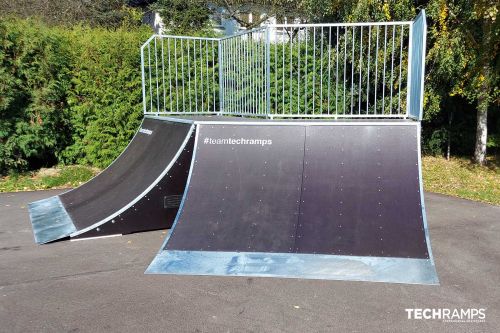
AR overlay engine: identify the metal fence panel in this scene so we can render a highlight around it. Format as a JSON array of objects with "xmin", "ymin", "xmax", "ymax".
[{"xmin": 140, "ymin": 12, "xmax": 427, "ymax": 120}]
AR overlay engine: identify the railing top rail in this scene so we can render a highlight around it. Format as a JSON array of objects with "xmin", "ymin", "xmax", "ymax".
[
  {"xmin": 142, "ymin": 20, "xmax": 414, "ymax": 48},
  {"xmin": 270, "ymin": 21, "xmax": 412, "ymax": 28},
  {"xmin": 218, "ymin": 27, "xmax": 267, "ymax": 40},
  {"xmin": 156, "ymin": 35, "xmax": 220, "ymax": 41},
  {"xmin": 140, "ymin": 34, "xmax": 156, "ymax": 50}
]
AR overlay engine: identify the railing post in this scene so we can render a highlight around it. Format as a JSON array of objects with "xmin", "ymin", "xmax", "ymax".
[
  {"xmin": 218, "ymin": 40, "xmax": 224, "ymax": 115},
  {"xmin": 141, "ymin": 43, "xmax": 147, "ymax": 114},
  {"xmin": 265, "ymin": 26, "xmax": 271, "ymax": 118},
  {"xmin": 407, "ymin": 10, "xmax": 427, "ymax": 121}
]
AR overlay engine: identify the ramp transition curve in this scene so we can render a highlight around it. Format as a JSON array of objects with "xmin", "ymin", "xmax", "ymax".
[
  {"xmin": 28, "ymin": 117, "xmax": 194, "ymax": 243},
  {"xmin": 146, "ymin": 120, "xmax": 438, "ymax": 285}
]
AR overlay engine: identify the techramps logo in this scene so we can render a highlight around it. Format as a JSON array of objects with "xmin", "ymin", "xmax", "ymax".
[
  {"xmin": 405, "ymin": 308, "xmax": 486, "ymax": 323},
  {"xmin": 203, "ymin": 137, "xmax": 273, "ymax": 147},
  {"xmin": 139, "ymin": 128, "xmax": 153, "ymax": 135}
]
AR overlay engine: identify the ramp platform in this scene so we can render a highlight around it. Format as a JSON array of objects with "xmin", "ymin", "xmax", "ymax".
[
  {"xmin": 146, "ymin": 118, "xmax": 438, "ymax": 285},
  {"xmin": 28, "ymin": 117, "xmax": 194, "ymax": 243}
]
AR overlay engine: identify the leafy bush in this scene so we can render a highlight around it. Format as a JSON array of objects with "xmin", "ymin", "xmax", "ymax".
[
  {"xmin": 61, "ymin": 25, "xmax": 151, "ymax": 168},
  {"xmin": 0, "ymin": 18, "xmax": 151, "ymax": 175},
  {"xmin": 0, "ymin": 19, "xmax": 72, "ymax": 174}
]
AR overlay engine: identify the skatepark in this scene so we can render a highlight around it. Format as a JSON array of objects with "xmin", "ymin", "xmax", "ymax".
[{"xmin": 1, "ymin": 9, "xmax": 499, "ymax": 332}]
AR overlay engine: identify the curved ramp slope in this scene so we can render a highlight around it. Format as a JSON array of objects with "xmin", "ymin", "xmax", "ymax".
[
  {"xmin": 147, "ymin": 121, "xmax": 438, "ymax": 285},
  {"xmin": 28, "ymin": 117, "xmax": 194, "ymax": 244}
]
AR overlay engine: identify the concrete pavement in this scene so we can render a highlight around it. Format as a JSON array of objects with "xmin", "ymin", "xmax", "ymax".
[{"xmin": 0, "ymin": 190, "xmax": 498, "ymax": 332}]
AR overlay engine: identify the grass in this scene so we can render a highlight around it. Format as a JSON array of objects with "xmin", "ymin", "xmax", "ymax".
[
  {"xmin": 0, "ymin": 165, "xmax": 100, "ymax": 192},
  {"xmin": 1, "ymin": 157, "xmax": 499, "ymax": 206},
  {"xmin": 422, "ymin": 156, "xmax": 500, "ymax": 205}
]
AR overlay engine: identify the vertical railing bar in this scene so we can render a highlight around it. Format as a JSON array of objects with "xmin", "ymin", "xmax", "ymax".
[
  {"xmin": 245, "ymin": 35, "xmax": 248, "ymax": 113},
  {"xmin": 350, "ymin": 26, "xmax": 355, "ymax": 115},
  {"xmin": 194, "ymin": 39, "xmax": 198, "ymax": 112},
  {"xmin": 141, "ymin": 43, "xmax": 146, "ymax": 113},
  {"xmin": 240, "ymin": 37, "xmax": 244, "ymax": 114},
  {"xmin": 260, "ymin": 31, "xmax": 263, "ymax": 115},
  {"xmin": 312, "ymin": 27, "xmax": 316, "ymax": 114},
  {"xmin": 335, "ymin": 26, "xmax": 339, "ymax": 115},
  {"xmin": 226, "ymin": 39, "xmax": 230, "ymax": 113},
  {"xmin": 245, "ymin": 37, "xmax": 250, "ymax": 114},
  {"xmin": 199, "ymin": 40, "xmax": 204, "ymax": 112},
  {"xmin": 240, "ymin": 36, "xmax": 243, "ymax": 113},
  {"xmin": 181, "ymin": 39, "xmax": 186, "ymax": 113},
  {"xmin": 161, "ymin": 37, "xmax": 166, "ymax": 113},
  {"xmin": 212, "ymin": 40, "xmax": 216, "ymax": 113},
  {"xmin": 343, "ymin": 27, "xmax": 347, "ymax": 114},
  {"xmin": 260, "ymin": 34, "xmax": 264, "ymax": 115},
  {"xmin": 305, "ymin": 27, "xmax": 308, "ymax": 114},
  {"xmin": 214, "ymin": 40, "xmax": 225, "ymax": 113},
  {"xmin": 206, "ymin": 40, "xmax": 210, "ymax": 112},
  {"xmin": 254, "ymin": 35, "xmax": 257, "ymax": 115},
  {"xmin": 193, "ymin": 40, "xmax": 200, "ymax": 112},
  {"xmin": 406, "ymin": 21, "xmax": 414, "ymax": 118},
  {"xmin": 282, "ymin": 29, "xmax": 285, "ymax": 114},
  {"xmin": 289, "ymin": 28, "xmax": 293, "ymax": 115},
  {"xmin": 247, "ymin": 37, "xmax": 251, "ymax": 114},
  {"xmin": 250, "ymin": 34, "xmax": 253, "ymax": 114},
  {"xmin": 266, "ymin": 27, "xmax": 271, "ymax": 117},
  {"xmin": 374, "ymin": 26, "xmax": 379, "ymax": 114},
  {"xmin": 173, "ymin": 39, "xmax": 178, "ymax": 112},
  {"xmin": 248, "ymin": 34, "xmax": 252, "ymax": 114},
  {"xmin": 238, "ymin": 36, "xmax": 242, "ymax": 113},
  {"xmin": 398, "ymin": 25, "xmax": 404, "ymax": 115},
  {"xmin": 320, "ymin": 26, "xmax": 324, "ymax": 115},
  {"xmin": 297, "ymin": 28, "xmax": 301, "ymax": 114},
  {"xmin": 228, "ymin": 38, "xmax": 232, "ymax": 113},
  {"xmin": 148, "ymin": 43, "xmax": 153, "ymax": 113},
  {"xmin": 255, "ymin": 35, "xmax": 258, "ymax": 115},
  {"xmin": 154, "ymin": 37, "xmax": 160, "ymax": 113},
  {"xmin": 186, "ymin": 40, "xmax": 191, "ymax": 112},
  {"xmin": 390, "ymin": 25, "xmax": 396, "ymax": 114},
  {"xmin": 168, "ymin": 38, "xmax": 172, "ymax": 112},
  {"xmin": 274, "ymin": 29, "xmax": 278, "ymax": 114},
  {"xmin": 256, "ymin": 34, "xmax": 259, "ymax": 114},
  {"xmin": 382, "ymin": 25, "xmax": 387, "ymax": 115},
  {"xmin": 262, "ymin": 33, "xmax": 266, "ymax": 115},
  {"xmin": 257, "ymin": 31, "xmax": 265, "ymax": 115},
  {"xmin": 234, "ymin": 36, "xmax": 243, "ymax": 112},
  {"xmin": 358, "ymin": 26, "xmax": 363, "ymax": 114},
  {"xmin": 366, "ymin": 26, "xmax": 371, "ymax": 113},
  {"xmin": 327, "ymin": 26, "xmax": 332, "ymax": 115}
]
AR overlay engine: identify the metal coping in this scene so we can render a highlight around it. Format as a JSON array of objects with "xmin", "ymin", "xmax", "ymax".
[{"xmin": 145, "ymin": 115, "xmax": 418, "ymax": 126}]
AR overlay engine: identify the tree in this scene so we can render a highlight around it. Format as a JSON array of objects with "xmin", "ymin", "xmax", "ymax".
[
  {"xmin": 426, "ymin": 0, "xmax": 499, "ymax": 164},
  {"xmin": 212, "ymin": 1, "xmax": 306, "ymax": 29},
  {"xmin": 149, "ymin": 0, "xmax": 211, "ymax": 34},
  {"xmin": 0, "ymin": 0, "xmax": 141, "ymax": 28}
]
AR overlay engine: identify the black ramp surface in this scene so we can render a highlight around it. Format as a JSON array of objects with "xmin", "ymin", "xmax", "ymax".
[
  {"xmin": 62, "ymin": 118, "xmax": 192, "ymax": 231},
  {"xmin": 72, "ymin": 129, "xmax": 195, "ymax": 239},
  {"xmin": 28, "ymin": 117, "xmax": 194, "ymax": 243},
  {"xmin": 295, "ymin": 124, "xmax": 429, "ymax": 258},
  {"xmin": 148, "ymin": 121, "xmax": 437, "ymax": 284},
  {"xmin": 165, "ymin": 124, "xmax": 305, "ymax": 253}
]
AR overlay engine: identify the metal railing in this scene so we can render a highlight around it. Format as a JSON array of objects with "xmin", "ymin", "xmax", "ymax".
[
  {"xmin": 219, "ymin": 28, "xmax": 269, "ymax": 116},
  {"xmin": 141, "ymin": 35, "xmax": 220, "ymax": 115},
  {"xmin": 141, "ymin": 11, "xmax": 427, "ymax": 120}
]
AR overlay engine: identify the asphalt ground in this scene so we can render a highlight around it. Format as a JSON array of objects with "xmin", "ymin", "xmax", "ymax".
[{"xmin": 0, "ymin": 190, "xmax": 499, "ymax": 332}]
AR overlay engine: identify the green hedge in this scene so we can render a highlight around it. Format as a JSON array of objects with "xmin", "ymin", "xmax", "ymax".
[{"xmin": 0, "ymin": 18, "xmax": 151, "ymax": 174}]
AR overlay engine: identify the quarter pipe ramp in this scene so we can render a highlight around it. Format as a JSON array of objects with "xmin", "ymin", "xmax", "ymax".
[
  {"xmin": 146, "ymin": 119, "xmax": 438, "ymax": 285},
  {"xmin": 28, "ymin": 117, "xmax": 194, "ymax": 243}
]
